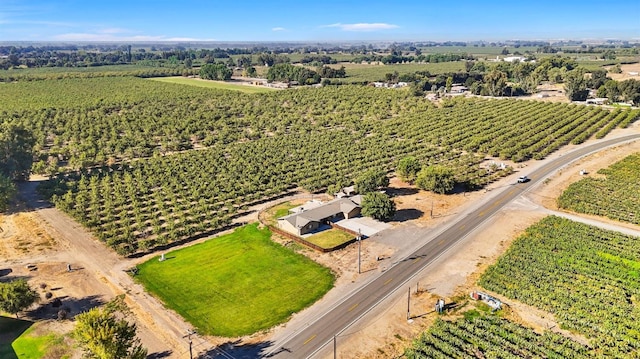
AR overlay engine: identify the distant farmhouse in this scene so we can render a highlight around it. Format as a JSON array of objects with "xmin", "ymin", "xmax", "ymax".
[
  {"xmin": 502, "ymin": 56, "xmax": 527, "ymax": 63},
  {"xmin": 278, "ymin": 197, "xmax": 362, "ymax": 236}
]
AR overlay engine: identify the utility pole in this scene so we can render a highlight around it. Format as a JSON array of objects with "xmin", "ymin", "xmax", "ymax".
[
  {"xmin": 184, "ymin": 329, "xmax": 196, "ymax": 359},
  {"xmin": 357, "ymin": 228, "xmax": 362, "ymax": 274},
  {"xmin": 333, "ymin": 335, "xmax": 337, "ymax": 359},
  {"xmin": 430, "ymin": 200, "xmax": 434, "ymax": 218},
  {"xmin": 407, "ymin": 287, "xmax": 411, "ymax": 320}
]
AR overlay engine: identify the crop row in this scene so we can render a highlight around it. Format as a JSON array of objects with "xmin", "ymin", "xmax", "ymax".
[
  {"xmin": 2, "ymin": 78, "xmax": 638, "ymax": 172},
  {"xmin": 39, "ymin": 130, "xmax": 491, "ymax": 255},
  {"xmin": 23, "ymin": 79, "xmax": 638, "ymax": 254},
  {"xmin": 405, "ymin": 315, "xmax": 590, "ymax": 358},
  {"xmin": 558, "ymin": 153, "xmax": 640, "ymax": 224},
  {"xmin": 479, "ymin": 216, "xmax": 640, "ymax": 357}
]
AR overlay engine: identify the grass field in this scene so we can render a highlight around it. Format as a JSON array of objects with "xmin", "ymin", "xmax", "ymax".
[
  {"xmin": 148, "ymin": 76, "xmax": 276, "ymax": 93},
  {"xmin": 0, "ymin": 317, "xmax": 68, "ymax": 359},
  {"xmin": 11, "ymin": 326, "xmax": 68, "ymax": 359},
  {"xmin": 136, "ymin": 223, "xmax": 334, "ymax": 337},
  {"xmin": 0, "ymin": 316, "xmax": 31, "ymax": 359},
  {"xmin": 327, "ymin": 62, "xmax": 466, "ymax": 83},
  {"xmin": 305, "ymin": 229, "xmax": 354, "ymax": 249}
]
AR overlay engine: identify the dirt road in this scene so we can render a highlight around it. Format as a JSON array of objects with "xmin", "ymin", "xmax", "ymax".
[{"xmin": 14, "ymin": 180, "xmax": 192, "ymax": 358}]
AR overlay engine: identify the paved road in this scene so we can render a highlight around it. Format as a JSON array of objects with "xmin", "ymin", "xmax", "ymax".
[{"xmin": 267, "ymin": 133, "xmax": 640, "ymax": 359}]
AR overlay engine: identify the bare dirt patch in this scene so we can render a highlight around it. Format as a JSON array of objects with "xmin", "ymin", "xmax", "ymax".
[
  {"xmin": 0, "ymin": 197, "xmax": 169, "ymax": 357},
  {"xmin": 388, "ymin": 177, "xmax": 481, "ymax": 226},
  {"xmin": 606, "ymin": 63, "xmax": 640, "ymax": 81},
  {"xmin": 0, "ymin": 211, "xmax": 57, "ymax": 260},
  {"xmin": 520, "ymin": 83, "xmax": 570, "ymax": 103}
]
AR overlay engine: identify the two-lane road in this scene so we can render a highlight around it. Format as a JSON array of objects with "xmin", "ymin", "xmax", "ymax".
[{"xmin": 268, "ymin": 133, "xmax": 640, "ymax": 358}]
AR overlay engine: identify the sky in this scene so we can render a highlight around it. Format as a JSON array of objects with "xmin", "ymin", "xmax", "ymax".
[{"xmin": 1, "ymin": 0, "xmax": 639, "ymax": 42}]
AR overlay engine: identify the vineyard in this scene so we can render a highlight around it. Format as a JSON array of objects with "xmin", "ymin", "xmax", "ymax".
[
  {"xmin": 557, "ymin": 153, "xmax": 640, "ymax": 224},
  {"xmin": 3, "ymin": 78, "xmax": 637, "ymax": 254},
  {"xmin": 479, "ymin": 216, "xmax": 640, "ymax": 357},
  {"xmin": 404, "ymin": 314, "xmax": 590, "ymax": 358}
]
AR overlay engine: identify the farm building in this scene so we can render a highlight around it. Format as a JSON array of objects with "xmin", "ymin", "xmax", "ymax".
[
  {"xmin": 586, "ymin": 98, "xmax": 608, "ymax": 105},
  {"xmin": 278, "ymin": 197, "xmax": 362, "ymax": 236},
  {"xmin": 503, "ymin": 56, "xmax": 527, "ymax": 63},
  {"xmin": 449, "ymin": 85, "xmax": 468, "ymax": 94}
]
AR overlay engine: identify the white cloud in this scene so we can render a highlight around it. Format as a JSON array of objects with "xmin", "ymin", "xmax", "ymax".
[
  {"xmin": 97, "ymin": 27, "xmax": 129, "ymax": 34},
  {"xmin": 322, "ymin": 22, "xmax": 399, "ymax": 32},
  {"xmin": 165, "ymin": 37, "xmax": 210, "ymax": 41},
  {"xmin": 0, "ymin": 19, "xmax": 75, "ymax": 27},
  {"xmin": 272, "ymin": 27, "xmax": 286, "ymax": 32}
]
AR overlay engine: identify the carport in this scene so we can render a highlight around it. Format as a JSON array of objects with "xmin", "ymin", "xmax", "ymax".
[{"xmin": 335, "ymin": 217, "xmax": 391, "ymax": 237}]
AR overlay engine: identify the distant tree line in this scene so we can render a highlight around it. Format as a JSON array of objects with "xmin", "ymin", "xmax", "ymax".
[
  {"xmin": 266, "ymin": 63, "xmax": 321, "ymax": 84},
  {"xmin": 300, "ymin": 55, "xmax": 337, "ymax": 65},
  {"xmin": 394, "ymin": 55, "xmax": 640, "ymax": 104},
  {"xmin": 350, "ymin": 52, "xmax": 475, "ymax": 64}
]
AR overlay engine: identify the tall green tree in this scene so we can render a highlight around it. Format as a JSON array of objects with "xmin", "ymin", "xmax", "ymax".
[
  {"xmin": 73, "ymin": 296, "xmax": 147, "ymax": 359},
  {"xmin": 483, "ymin": 69, "xmax": 507, "ymax": 96},
  {"xmin": 0, "ymin": 279, "xmax": 38, "ymax": 318},
  {"xmin": 619, "ymin": 79, "xmax": 640, "ymax": 105},
  {"xmin": 355, "ymin": 169, "xmax": 389, "ymax": 194},
  {"xmin": 361, "ymin": 192, "xmax": 396, "ymax": 222},
  {"xmin": 199, "ymin": 63, "xmax": 232, "ymax": 81},
  {"xmin": 589, "ymin": 69, "xmax": 608, "ymax": 89},
  {"xmin": 603, "ymin": 80, "xmax": 621, "ymax": 102},
  {"xmin": 0, "ymin": 173, "xmax": 15, "ymax": 212},
  {"xmin": 396, "ymin": 156, "xmax": 421, "ymax": 184},
  {"xmin": 0, "ymin": 123, "xmax": 35, "ymax": 181},
  {"xmin": 564, "ymin": 70, "xmax": 588, "ymax": 101},
  {"xmin": 415, "ymin": 165, "xmax": 456, "ymax": 194}
]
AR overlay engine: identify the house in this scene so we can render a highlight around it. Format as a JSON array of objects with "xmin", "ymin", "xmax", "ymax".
[
  {"xmin": 503, "ymin": 56, "xmax": 527, "ymax": 63},
  {"xmin": 450, "ymin": 85, "xmax": 468, "ymax": 94},
  {"xmin": 278, "ymin": 197, "xmax": 362, "ymax": 236}
]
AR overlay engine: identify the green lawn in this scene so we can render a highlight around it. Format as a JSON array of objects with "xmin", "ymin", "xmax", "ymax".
[
  {"xmin": 0, "ymin": 316, "xmax": 31, "ymax": 359},
  {"xmin": 305, "ymin": 229, "xmax": 354, "ymax": 249},
  {"xmin": 12, "ymin": 326, "xmax": 67, "ymax": 359},
  {"xmin": 136, "ymin": 223, "xmax": 334, "ymax": 337},
  {"xmin": 148, "ymin": 76, "xmax": 276, "ymax": 93},
  {"xmin": 0, "ymin": 317, "xmax": 68, "ymax": 359}
]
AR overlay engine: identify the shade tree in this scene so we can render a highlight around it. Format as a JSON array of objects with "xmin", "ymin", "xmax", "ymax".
[
  {"xmin": 361, "ymin": 192, "xmax": 396, "ymax": 222},
  {"xmin": 0, "ymin": 279, "xmax": 38, "ymax": 318},
  {"xmin": 415, "ymin": 165, "xmax": 455, "ymax": 194}
]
